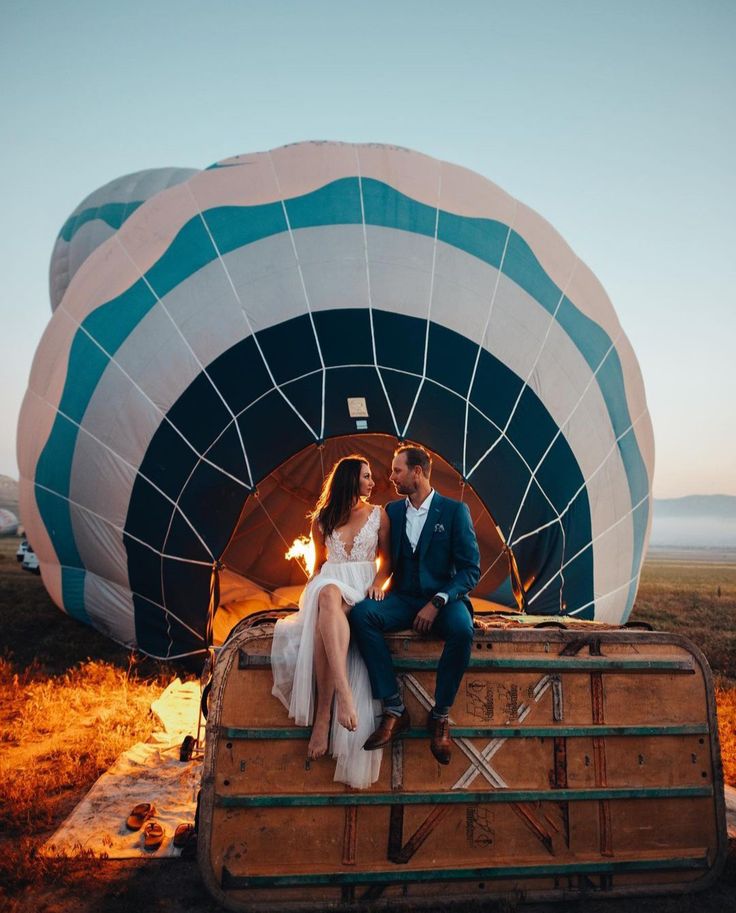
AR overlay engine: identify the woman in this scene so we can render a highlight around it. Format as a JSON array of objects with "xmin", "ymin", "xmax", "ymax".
[{"xmin": 271, "ymin": 455, "xmax": 391, "ymax": 789}]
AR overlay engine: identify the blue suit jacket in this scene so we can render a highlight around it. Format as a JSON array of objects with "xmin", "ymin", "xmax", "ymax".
[{"xmin": 386, "ymin": 492, "xmax": 481, "ymax": 609}]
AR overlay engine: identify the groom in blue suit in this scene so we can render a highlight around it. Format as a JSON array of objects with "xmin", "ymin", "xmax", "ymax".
[{"xmin": 350, "ymin": 444, "xmax": 480, "ymax": 764}]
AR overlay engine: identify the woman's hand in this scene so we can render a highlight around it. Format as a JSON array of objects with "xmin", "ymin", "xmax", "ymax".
[{"xmin": 367, "ymin": 584, "xmax": 385, "ymax": 601}]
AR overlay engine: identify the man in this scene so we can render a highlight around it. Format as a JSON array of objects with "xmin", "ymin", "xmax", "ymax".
[{"xmin": 350, "ymin": 444, "xmax": 481, "ymax": 764}]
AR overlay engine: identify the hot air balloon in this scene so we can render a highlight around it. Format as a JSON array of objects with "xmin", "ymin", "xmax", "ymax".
[
  {"xmin": 17, "ymin": 142, "xmax": 654, "ymax": 661},
  {"xmin": 0, "ymin": 508, "xmax": 19, "ymax": 537},
  {"xmin": 49, "ymin": 167, "xmax": 197, "ymax": 312}
]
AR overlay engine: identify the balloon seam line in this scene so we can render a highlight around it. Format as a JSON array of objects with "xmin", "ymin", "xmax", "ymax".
[
  {"xmin": 32, "ymin": 479, "xmax": 212, "ymax": 568},
  {"xmin": 528, "ymin": 493, "xmax": 650, "ymax": 606},
  {"xmin": 28, "ymin": 389, "xmax": 215, "ymax": 563},
  {"xmin": 355, "ymin": 151, "xmax": 401, "ymax": 438},
  {"xmin": 267, "ymin": 152, "xmax": 328, "ymax": 439},
  {"xmin": 188, "ymin": 192, "xmax": 319, "ymax": 443},
  {"xmin": 400, "ymin": 166, "xmax": 443, "ymax": 438},
  {"xmin": 55, "ymin": 302, "xmax": 251, "ymax": 491},
  {"xmin": 113, "ymin": 231, "xmax": 255, "ymax": 488},
  {"xmin": 461, "ymin": 212, "xmax": 516, "ymax": 477}
]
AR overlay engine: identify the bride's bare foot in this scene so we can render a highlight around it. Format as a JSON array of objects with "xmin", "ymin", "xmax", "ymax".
[
  {"xmin": 307, "ymin": 717, "xmax": 330, "ymax": 759},
  {"xmin": 336, "ymin": 689, "xmax": 358, "ymax": 732}
]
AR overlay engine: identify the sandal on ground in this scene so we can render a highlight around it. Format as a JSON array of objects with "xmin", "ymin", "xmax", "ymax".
[
  {"xmin": 126, "ymin": 802, "xmax": 157, "ymax": 831},
  {"xmin": 173, "ymin": 823, "xmax": 195, "ymax": 848},
  {"xmin": 143, "ymin": 820, "xmax": 165, "ymax": 850}
]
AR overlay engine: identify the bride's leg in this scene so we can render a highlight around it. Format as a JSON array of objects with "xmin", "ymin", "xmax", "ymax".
[
  {"xmin": 307, "ymin": 631, "xmax": 333, "ymax": 760},
  {"xmin": 317, "ymin": 585, "xmax": 358, "ymax": 731}
]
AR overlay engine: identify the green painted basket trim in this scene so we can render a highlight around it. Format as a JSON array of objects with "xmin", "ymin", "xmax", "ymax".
[
  {"xmin": 394, "ymin": 657, "xmax": 695, "ymax": 672},
  {"xmin": 238, "ymin": 653, "xmax": 695, "ymax": 673},
  {"xmin": 221, "ymin": 854, "xmax": 708, "ymax": 889},
  {"xmin": 221, "ymin": 723, "xmax": 709, "ymax": 740},
  {"xmin": 216, "ymin": 786, "xmax": 713, "ymax": 808}
]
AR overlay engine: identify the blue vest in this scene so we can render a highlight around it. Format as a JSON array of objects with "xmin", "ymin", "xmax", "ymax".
[{"xmin": 395, "ymin": 528, "xmax": 426, "ymax": 598}]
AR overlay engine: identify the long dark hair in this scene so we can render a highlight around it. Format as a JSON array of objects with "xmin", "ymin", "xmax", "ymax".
[{"xmin": 310, "ymin": 455, "xmax": 369, "ymax": 539}]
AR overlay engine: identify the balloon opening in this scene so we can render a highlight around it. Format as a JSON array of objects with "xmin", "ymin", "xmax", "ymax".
[{"xmin": 212, "ymin": 434, "xmax": 523, "ymax": 645}]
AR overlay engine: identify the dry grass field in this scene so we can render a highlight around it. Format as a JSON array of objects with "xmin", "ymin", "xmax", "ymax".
[
  {"xmin": 632, "ymin": 554, "xmax": 736, "ymax": 785},
  {"xmin": 0, "ymin": 536, "xmax": 734, "ymax": 912}
]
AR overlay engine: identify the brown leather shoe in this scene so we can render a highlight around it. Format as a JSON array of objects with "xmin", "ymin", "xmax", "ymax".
[
  {"xmin": 363, "ymin": 709, "xmax": 410, "ymax": 750},
  {"xmin": 427, "ymin": 711, "xmax": 452, "ymax": 765}
]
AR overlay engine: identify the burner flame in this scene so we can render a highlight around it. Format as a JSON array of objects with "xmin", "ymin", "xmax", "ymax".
[{"xmin": 285, "ymin": 535, "xmax": 316, "ymax": 577}]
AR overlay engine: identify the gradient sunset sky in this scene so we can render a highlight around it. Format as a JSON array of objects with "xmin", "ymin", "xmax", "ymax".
[{"xmin": 1, "ymin": 0, "xmax": 734, "ymax": 497}]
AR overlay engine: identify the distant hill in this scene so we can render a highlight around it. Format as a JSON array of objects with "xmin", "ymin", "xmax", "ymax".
[
  {"xmin": 654, "ymin": 495, "xmax": 736, "ymax": 518},
  {"xmin": 650, "ymin": 495, "xmax": 736, "ymax": 548},
  {"xmin": 0, "ymin": 475, "xmax": 18, "ymax": 514}
]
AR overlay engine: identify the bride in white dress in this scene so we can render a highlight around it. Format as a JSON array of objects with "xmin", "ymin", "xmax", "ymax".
[{"xmin": 271, "ymin": 455, "xmax": 391, "ymax": 789}]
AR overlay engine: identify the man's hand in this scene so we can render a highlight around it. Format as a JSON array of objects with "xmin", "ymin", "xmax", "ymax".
[{"xmin": 413, "ymin": 601, "xmax": 439, "ymax": 635}]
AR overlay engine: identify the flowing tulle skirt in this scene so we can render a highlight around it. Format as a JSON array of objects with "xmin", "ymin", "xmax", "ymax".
[{"xmin": 271, "ymin": 559, "xmax": 382, "ymax": 789}]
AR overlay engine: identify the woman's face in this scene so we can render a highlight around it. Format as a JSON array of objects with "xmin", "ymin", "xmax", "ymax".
[{"xmin": 358, "ymin": 462, "xmax": 374, "ymax": 499}]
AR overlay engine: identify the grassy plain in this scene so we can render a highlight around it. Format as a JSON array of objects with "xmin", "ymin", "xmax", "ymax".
[
  {"xmin": 632, "ymin": 552, "xmax": 736, "ymax": 785},
  {"xmin": 0, "ymin": 536, "xmax": 734, "ymax": 912}
]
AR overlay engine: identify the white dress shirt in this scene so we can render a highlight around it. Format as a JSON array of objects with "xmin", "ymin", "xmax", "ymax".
[
  {"xmin": 404, "ymin": 489, "xmax": 436, "ymax": 550},
  {"xmin": 405, "ymin": 489, "xmax": 449, "ymax": 605}
]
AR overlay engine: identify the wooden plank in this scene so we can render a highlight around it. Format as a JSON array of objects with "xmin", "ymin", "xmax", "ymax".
[
  {"xmin": 591, "ymin": 671, "xmax": 612, "ymax": 856},
  {"xmin": 342, "ymin": 806, "xmax": 358, "ymax": 866}
]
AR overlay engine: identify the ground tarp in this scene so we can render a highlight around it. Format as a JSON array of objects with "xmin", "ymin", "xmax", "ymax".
[{"xmin": 43, "ymin": 678, "xmax": 202, "ymax": 859}]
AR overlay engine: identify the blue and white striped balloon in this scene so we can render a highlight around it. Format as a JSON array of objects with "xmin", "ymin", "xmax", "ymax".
[{"xmin": 18, "ymin": 142, "xmax": 654, "ymax": 660}]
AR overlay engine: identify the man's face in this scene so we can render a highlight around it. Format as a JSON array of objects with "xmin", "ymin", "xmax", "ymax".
[{"xmin": 390, "ymin": 452, "xmax": 417, "ymax": 496}]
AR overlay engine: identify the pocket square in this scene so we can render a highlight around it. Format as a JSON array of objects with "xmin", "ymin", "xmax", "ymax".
[{"xmin": 434, "ymin": 523, "xmax": 445, "ymax": 533}]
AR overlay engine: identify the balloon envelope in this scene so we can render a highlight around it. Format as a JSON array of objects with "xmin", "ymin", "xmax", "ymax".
[
  {"xmin": 49, "ymin": 167, "xmax": 197, "ymax": 313},
  {"xmin": 18, "ymin": 142, "xmax": 654, "ymax": 660},
  {"xmin": 0, "ymin": 508, "xmax": 19, "ymax": 536}
]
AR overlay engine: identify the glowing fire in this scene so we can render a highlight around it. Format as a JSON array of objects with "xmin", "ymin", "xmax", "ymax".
[{"xmin": 285, "ymin": 535, "xmax": 316, "ymax": 577}]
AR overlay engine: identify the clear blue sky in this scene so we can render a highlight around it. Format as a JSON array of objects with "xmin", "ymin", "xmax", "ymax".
[{"xmin": 1, "ymin": 0, "xmax": 734, "ymax": 497}]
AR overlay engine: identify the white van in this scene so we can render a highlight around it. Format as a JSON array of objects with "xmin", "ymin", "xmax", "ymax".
[{"xmin": 22, "ymin": 545, "xmax": 40, "ymax": 574}]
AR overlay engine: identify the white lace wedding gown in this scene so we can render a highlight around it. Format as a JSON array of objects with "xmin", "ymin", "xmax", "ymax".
[{"xmin": 271, "ymin": 506, "xmax": 383, "ymax": 789}]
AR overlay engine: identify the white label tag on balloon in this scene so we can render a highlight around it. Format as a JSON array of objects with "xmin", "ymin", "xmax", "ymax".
[{"xmin": 347, "ymin": 397, "xmax": 368, "ymax": 418}]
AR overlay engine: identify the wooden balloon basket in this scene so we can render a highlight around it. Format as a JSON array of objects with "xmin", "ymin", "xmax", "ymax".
[{"xmin": 197, "ymin": 612, "xmax": 728, "ymax": 911}]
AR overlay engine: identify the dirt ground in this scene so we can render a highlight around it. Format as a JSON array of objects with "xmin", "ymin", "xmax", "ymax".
[{"xmin": 1, "ymin": 537, "xmax": 735, "ymax": 912}]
